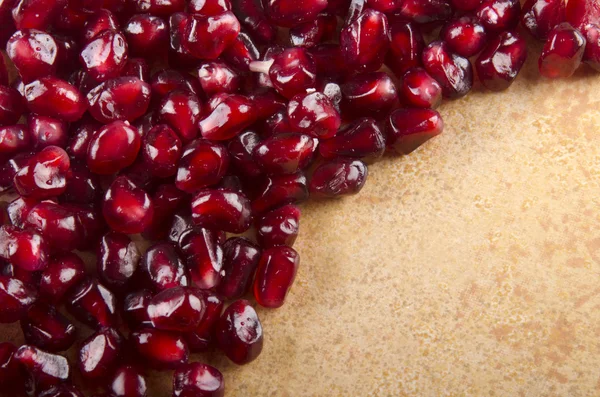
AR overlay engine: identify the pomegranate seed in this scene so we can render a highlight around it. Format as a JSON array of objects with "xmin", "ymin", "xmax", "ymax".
[
  {"xmin": 566, "ymin": 0, "xmax": 600, "ymax": 32},
  {"xmin": 191, "ymin": 188, "xmax": 252, "ymax": 233},
  {"xmin": 179, "ymin": 228, "xmax": 224, "ymax": 290},
  {"xmin": 539, "ymin": 22, "xmax": 586, "ymax": 78},
  {"xmin": 175, "ymin": 139, "xmax": 229, "ymax": 193},
  {"xmin": 54, "ymin": 2, "xmax": 89, "ymax": 33},
  {"xmin": 87, "ymin": 121, "xmax": 140, "ymax": 175},
  {"xmin": 131, "ymin": 328, "xmax": 189, "ymax": 369},
  {"xmin": 253, "ymin": 45, "xmax": 283, "ymax": 89},
  {"xmin": 253, "ymin": 245, "xmax": 299, "ymax": 308},
  {"xmin": 139, "ymin": 242, "xmax": 189, "ymax": 291},
  {"xmin": 12, "ymin": 0, "xmax": 65, "ymax": 30},
  {"xmin": 103, "ymin": 176, "xmax": 154, "ymax": 235},
  {"xmin": 340, "ymin": 9, "xmax": 390, "ymax": 73},
  {"xmin": 141, "ymin": 125, "xmax": 182, "ymax": 178},
  {"xmin": 80, "ymin": 30, "xmax": 128, "ymax": 82},
  {"xmin": 451, "ymin": 0, "xmax": 482, "ymax": 11},
  {"xmin": 62, "ymin": 163, "xmax": 101, "ymax": 204},
  {"xmin": 24, "ymin": 77, "xmax": 87, "ymax": 122},
  {"xmin": 24, "ymin": 201, "xmax": 83, "ymax": 251},
  {"xmin": 133, "ymin": 112, "xmax": 156, "ymax": 138},
  {"xmin": 227, "ymin": 130, "xmax": 262, "ymax": 178},
  {"xmin": 253, "ymin": 133, "xmax": 317, "ymax": 175},
  {"xmin": 14, "ymin": 345, "xmax": 70, "ymax": 390},
  {"xmin": 215, "ymin": 299, "xmax": 263, "ymax": 364},
  {"xmin": 0, "ymin": 276, "xmax": 37, "ymax": 323},
  {"xmin": 247, "ymin": 89, "xmax": 287, "ymax": 120},
  {"xmin": 147, "ymin": 286, "xmax": 205, "ymax": 332},
  {"xmin": 66, "ymin": 278, "xmax": 117, "ymax": 329},
  {"xmin": 288, "ymin": 91, "xmax": 341, "ymax": 138},
  {"xmin": 310, "ymin": 158, "xmax": 368, "ymax": 198},
  {"xmin": 131, "ymin": 0, "xmax": 185, "ymax": 16},
  {"xmin": 13, "ymin": 146, "xmax": 69, "ymax": 199},
  {"xmin": 0, "ymin": 225, "xmax": 49, "ymax": 271},
  {"xmin": 422, "ymin": 40, "xmax": 473, "ymax": 99},
  {"xmin": 344, "ymin": 0, "xmax": 365, "ymax": 28},
  {"xmin": 97, "ymin": 232, "xmax": 140, "ymax": 292},
  {"xmin": 151, "ymin": 69, "xmax": 202, "ymax": 99},
  {"xmin": 78, "ymin": 327, "xmax": 123, "ymax": 382},
  {"xmin": 441, "ymin": 15, "xmax": 487, "ymax": 58},
  {"xmin": 124, "ymin": 14, "xmax": 168, "ymax": 59},
  {"xmin": 256, "ymin": 204, "xmax": 300, "ymax": 248},
  {"xmin": 289, "ymin": 13, "xmax": 337, "ymax": 48},
  {"xmin": 399, "ymin": 67, "xmax": 443, "ymax": 109},
  {"xmin": 0, "ymin": 154, "xmax": 31, "ymax": 194},
  {"xmin": 216, "ymin": 238, "xmax": 261, "ymax": 300},
  {"xmin": 260, "ymin": 110, "xmax": 294, "ymax": 137},
  {"xmin": 158, "ymin": 91, "xmax": 202, "ymax": 142},
  {"xmin": 222, "ymin": 31, "xmax": 260, "ymax": 72},
  {"xmin": 143, "ymin": 184, "xmax": 188, "ymax": 241},
  {"xmin": 0, "ymin": 124, "xmax": 30, "ymax": 157},
  {"xmin": 38, "ymin": 384, "xmax": 84, "ymax": 397},
  {"xmin": 68, "ymin": 69, "xmax": 97, "ymax": 96},
  {"xmin": 1, "ymin": 260, "xmax": 39, "ymax": 284},
  {"xmin": 183, "ymin": 12, "xmax": 240, "ymax": 60},
  {"xmin": 0, "ymin": 342, "xmax": 26, "ymax": 393},
  {"xmin": 521, "ymin": 0, "xmax": 566, "ymax": 41},
  {"xmin": 199, "ymin": 94, "xmax": 256, "ymax": 140},
  {"xmin": 87, "ymin": 77, "xmax": 152, "ymax": 124},
  {"xmin": 120, "ymin": 156, "xmax": 159, "ymax": 192},
  {"xmin": 397, "ymin": 0, "xmax": 452, "ymax": 24},
  {"xmin": 7, "ymin": 195, "xmax": 39, "ymax": 228},
  {"xmin": 252, "ymin": 172, "xmax": 309, "ymax": 213},
  {"xmin": 190, "ymin": 0, "xmax": 231, "ymax": 16},
  {"xmin": 7, "ymin": 29, "xmax": 58, "ymax": 83},
  {"xmin": 21, "ymin": 302, "xmax": 77, "ymax": 352},
  {"xmin": 185, "ymin": 292, "xmax": 223, "ymax": 351},
  {"xmin": 475, "ymin": 31, "xmax": 527, "ymax": 91},
  {"xmin": 319, "ymin": 117, "xmax": 386, "ymax": 161},
  {"xmin": 340, "ymin": 72, "xmax": 398, "ymax": 119},
  {"xmin": 264, "ymin": 0, "xmax": 327, "ymax": 27},
  {"xmin": 82, "ymin": 9, "xmax": 119, "ymax": 44},
  {"xmin": 583, "ymin": 24, "xmax": 600, "ymax": 71},
  {"xmin": 173, "ymin": 363, "xmax": 224, "ymax": 397},
  {"xmin": 386, "ymin": 108, "xmax": 444, "ymax": 154},
  {"xmin": 232, "ymin": 0, "xmax": 275, "ymax": 43},
  {"xmin": 0, "ymin": 85, "xmax": 26, "ymax": 125},
  {"xmin": 168, "ymin": 12, "xmax": 196, "ymax": 66},
  {"xmin": 39, "ymin": 252, "xmax": 85, "ymax": 305},
  {"xmin": 123, "ymin": 289, "xmax": 153, "ymax": 329},
  {"xmin": 476, "ymin": 0, "xmax": 521, "ymax": 32},
  {"xmin": 122, "ymin": 58, "xmax": 150, "ymax": 82},
  {"xmin": 65, "ymin": 204, "xmax": 106, "ymax": 251},
  {"xmin": 27, "ymin": 114, "xmax": 67, "ymax": 149},
  {"xmin": 197, "ymin": 62, "xmax": 240, "ymax": 97},
  {"xmin": 110, "ymin": 365, "xmax": 147, "ymax": 397}
]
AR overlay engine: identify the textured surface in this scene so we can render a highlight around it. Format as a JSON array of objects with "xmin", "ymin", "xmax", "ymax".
[{"xmin": 2, "ymin": 50, "xmax": 600, "ymax": 397}]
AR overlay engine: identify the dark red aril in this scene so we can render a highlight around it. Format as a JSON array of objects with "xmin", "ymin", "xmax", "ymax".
[
  {"xmin": 0, "ymin": 276, "xmax": 37, "ymax": 323},
  {"xmin": 253, "ymin": 246, "xmax": 299, "ymax": 308},
  {"xmin": 476, "ymin": 0, "xmax": 521, "ymax": 32},
  {"xmin": 476, "ymin": 31, "xmax": 528, "ymax": 91},
  {"xmin": 0, "ymin": 225, "xmax": 49, "ymax": 272},
  {"xmin": 253, "ymin": 133, "xmax": 317, "ymax": 175},
  {"xmin": 386, "ymin": 20, "xmax": 425, "ymax": 78},
  {"xmin": 143, "ymin": 184, "xmax": 188, "ymax": 241},
  {"xmin": 122, "ymin": 58, "xmax": 150, "ymax": 81},
  {"xmin": 124, "ymin": 14, "xmax": 168, "ymax": 59},
  {"xmin": 247, "ymin": 89, "xmax": 287, "ymax": 120},
  {"xmin": 217, "ymin": 238, "xmax": 261, "ymax": 300},
  {"xmin": 319, "ymin": 117, "xmax": 386, "ymax": 161},
  {"xmin": 62, "ymin": 163, "xmax": 102, "ymax": 205},
  {"xmin": 158, "ymin": 90, "xmax": 202, "ymax": 143},
  {"xmin": 24, "ymin": 77, "xmax": 87, "ymax": 122},
  {"xmin": 222, "ymin": 31, "xmax": 261, "ymax": 72},
  {"xmin": 289, "ymin": 13, "xmax": 338, "ymax": 48},
  {"xmin": 264, "ymin": 0, "xmax": 327, "ymax": 27},
  {"xmin": 103, "ymin": 176, "xmax": 154, "ymax": 235},
  {"xmin": 386, "ymin": 108, "xmax": 444, "ymax": 154},
  {"xmin": 175, "ymin": 139, "xmax": 230, "ymax": 193},
  {"xmin": 566, "ymin": 0, "xmax": 600, "ymax": 32},
  {"xmin": 66, "ymin": 277, "xmax": 117, "ymax": 329},
  {"xmin": 24, "ymin": 201, "xmax": 83, "ymax": 251},
  {"xmin": 252, "ymin": 172, "xmax": 309, "ymax": 214},
  {"xmin": 14, "ymin": 345, "xmax": 70, "ymax": 390},
  {"xmin": 340, "ymin": 72, "xmax": 398, "ymax": 120},
  {"xmin": 14, "ymin": 145, "xmax": 69, "ymax": 199},
  {"xmin": 0, "ymin": 124, "xmax": 30, "ymax": 158},
  {"xmin": 139, "ymin": 242, "xmax": 189, "ymax": 292},
  {"xmin": 110, "ymin": 365, "xmax": 147, "ymax": 397},
  {"xmin": 173, "ymin": 363, "xmax": 225, "ymax": 397},
  {"xmin": 142, "ymin": 124, "xmax": 182, "ymax": 178},
  {"xmin": 228, "ymin": 130, "xmax": 262, "ymax": 178},
  {"xmin": 123, "ymin": 289, "xmax": 153, "ymax": 330},
  {"xmin": 151, "ymin": 69, "xmax": 202, "ymax": 99},
  {"xmin": 0, "ymin": 342, "xmax": 26, "ymax": 393},
  {"xmin": 7, "ymin": 195, "xmax": 38, "ymax": 228},
  {"xmin": 197, "ymin": 62, "xmax": 240, "ymax": 97},
  {"xmin": 65, "ymin": 204, "xmax": 107, "ymax": 251},
  {"xmin": 340, "ymin": 9, "xmax": 390, "ymax": 73},
  {"xmin": 441, "ymin": 15, "xmax": 487, "ymax": 58},
  {"xmin": 21, "ymin": 302, "xmax": 77, "ymax": 352},
  {"xmin": 0, "ymin": 85, "xmax": 26, "ymax": 126},
  {"xmin": 39, "ymin": 253, "xmax": 85, "ymax": 305},
  {"xmin": 521, "ymin": 0, "xmax": 566, "ymax": 41},
  {"xmin": 79, "ymin": 29, "xmax": 128, "ymax": 82},
  {"xmin": 288, "ymin": 91, "xmax": 341, "ymax": 138},
  {"xmin": 397, "ymin": 0, "xmax": 453, "ymax": 24},
  {"xmin": 256, "ymin": 205, "xmax": 300, "ymax": 249},
  {"xmin": 260, "ymin": 110, "xmax": 293, "ymax": 137},
  {"xmin": 147, "ymin": 286, "xmax": 205, "ymax": 332},
  {"xmin": 87, "ymin": 121, "xmax": 141, "ymax": 175},
  {"xmin": 190, "ymin": 0, "xmax": 231, "ymax": 16},
  {"xmin": 583, "ymin": 24, "xmax": 600, "ymax": 71},
  {"xmin": 215, "ymin": 299, "xmax": 263, "ymax": 364},
  {"xmin": 82, "ymin": 9, "xmax": 119, "ymax": 44},
  {"xmin": 78, "ymin": 327, "xmax": 123, "ymax": 382},
  {"xmin": 7, "ymin": 29, "xmax": 58, "ymax": 83},
  {"xmin": 539, "ymin": 22, "xmax": 586, "ymax": 78},
  {"xmin": 310, "ymin": 158, "xmax": 368, "ymax": 198},
  {"xmin": 185, "ymin": 292, "xmax": 223, "ymax": 352},
  {"xmin": 232, "ymin": 0, "xmax": 276, "ymax": 43},
  {"xmin": 422, "ymin": 40, "xmax": 473, "ymax": 99},
  {"xmin": 131, "ymin": 0, "xmax": 185, "ymax": 16},
  {"xmin": 97, "ymin": 232, "xmax": 140, "ymax": 292},
  {"xmin": 199, "ymin": 94, "xmax": 256, "ymax": 140},
  {"xmin": 27, "ymin": 114, "xmax": 67, "ymax": 149},
  {"xmin": 87, "ymin": 77, "xmax": 152, "ymax": 124},
  {"xmin": 400, "ymin": 67, "xmax": 443, "ymax": 109},
  {"xmin": 179, "ymin": 228, "xmax": 224, "ymax": 290},
  {"xmin": 191, "ymin": 189, "xmax": 252, "ymax": 233},
  {"xmin": 131, "ymin": 328, "xmax": 189, "ymax": 369},
  {"xmin": 184, "ymin": 12, "xmax": 241, "ymax": 60}
]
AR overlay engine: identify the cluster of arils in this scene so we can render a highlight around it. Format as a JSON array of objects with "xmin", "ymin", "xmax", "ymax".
[{"xmin": 0, "ymin": 0, "xmax": 597, "ymax": 396}]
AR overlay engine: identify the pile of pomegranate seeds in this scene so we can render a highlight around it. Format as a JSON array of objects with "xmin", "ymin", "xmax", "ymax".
[{"xmin": 0, "ymin": 0, "xmax": 597, "ymax": 395}]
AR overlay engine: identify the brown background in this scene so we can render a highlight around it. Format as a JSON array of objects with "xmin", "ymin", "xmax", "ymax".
[{"xmin": 3, "ymin": 45, "xmax": 600, "ymax": 396}]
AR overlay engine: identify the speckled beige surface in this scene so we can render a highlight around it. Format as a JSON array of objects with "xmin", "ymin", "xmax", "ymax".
[{"xmin": 2, "ymin": 48, "xmax": 600, "ymax": 397}]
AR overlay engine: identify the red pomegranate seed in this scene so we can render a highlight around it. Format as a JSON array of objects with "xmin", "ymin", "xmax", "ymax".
[
  {"xmin": 21, "ymin": 302, "xmax": 77, "ymax": 352},
  {"xmin": 310, "ymin": 158, "xmax": 368, "ymax": 198},
  {"xmin": 120, "ymin": 155, "xmax": 159, "ymax": 192},
  {"xmin": 131, "ymin": 0, "xmax": 185, "ymax": 16},
  {"xmin": 319, "ymin": 117, "xmax": 386, "ymax": 161},
  {"xmin": 451, "ymin": 0, "xmax": 482, "ymax": 11},
  {"xmin": 6, "ymin": 29, "xmax": 58, "ymax": 83},
  {"xmin": 183, "ymin": 12, "xmax": 240, "ymax": 60},
  {"xmin": 232, "ymin": 0, "xmax": 275, "ymax": 43},
  {"xmin": 13, "ymin": 145, "xmax": 69, "ymax": 199},
  {"xmin": 168, "ymin": 12, "xmax": 196, "ymax": 65},
  {"xmin": 227, "ymin": 130, "xmax": 262, "ymax": 178},
  {"xmin": 253, "ymin": 133, "xmax": 317, "ymax": 175},
  {"xmin": 151, "ymin": 69, "xmax": 202, "ymax": 99},
  {"xmin": 217, "ymin": 238, "xmax": 261, "ymax": 299},
  {"xmin": 12, "ymin": 0, "xmax": 65, "ymax": 30},
  {"xmin": 54, "ymin": 2, "xmax": 89, "ymax": 33},
  {"xmin": 0, "ymin": 85, "xmax": 26, "ymax": 125},
  {"xmin": 68, "ymin": 69, "xmax": 97, "ymax": 96},
  {"xmin": 39, "ymin": 252, "xmax": 85, "ymax": 305},
  {"xmin": 80, "ymin": 30, "xmax": 128, "ymax": 82},
  {"xmin": 24, "ymin": 77, "xmax": 87, "ymax": 122},
  {"xmin": 0, "ymin": 154, "xmax": 31, "ymax": 194},
  {"xmin": 247, "ymin": 89, "xmax": 287, "ymax": 120},
  {"xmin": 175, "ymin": 139, "xmax": 230, "ymax": 193},
  {"xmin": 179, "ymin": 228, "xmax": 224, "ymax": 290},
  {"xmin": 256, "ymin": 205, "xmax": 300, "ymax": 249},
  {"xmin": 141, "ymin": 125, "xmax": 182, "ymax": 178},
  {"xmin": 123, "ymin": 289, "xmax": 153, "ymax": 330},
  {"xmin": 143, "ymin": 184, "xmax": 188, "ymax": 241},
  {"xmin": 78, "ymin": 327, "xmax": 123, "ymax": 382},
  {"xmin": 87, "ymin": 77, "xmax": 152, "ymax": 124},
  {"xmin": 140, "ymin": 242, "xmax": 189, "ymax": 292},
  {"xmin": 566, "ymin": 0, "xmax": 600, "ymax": 32},
  {"xmin": 539, "ymin": 22, "xmax": 586, "ymax": 78},
  {"xmin": 422, "ymin": 40, "xmax": 473, "ymax": 99},
  {"xmin": 199, "ymin": 94, "xmax": 256, "ymax": 140},
  {"xmin": 344, "ymin": 0, "xmax": 366, "ymax": 28},
  {"xmin": 62, "ymin": 163, "xmax": 102, "ymax": 205},
  {"xmin": 475, "ymin": 31, "xmax": 528, "ymax": 91},
  {"xmin": 185, "ymin": 292, "xmax": 223, "ymax": 351},
  {"xmin": 476, "ymin": 0, "xmax": 521, "ymax": 32},
  {"xmin": 14, "ymin": 345, "xmax": 70, "ymax": 390},
  {"xmin": 7, "ymin": 195, "xmax": 39, "ymax": 228},
  {"xmin": 400, "ymin": 67, "xmax": 443, "ymax": 109},
  {"xmin": 340, "ymin": 9, "xmax": 390, "ymax": 73},
  {"xmin": 147, "ymin": 286, "xmax": 205, "ymax": 332},
  {"xmin": 0, "ymin": 276, "xmax": 37, "ymax": 323},
  {"xmin": 0, "ymin": 225, "xmax": 49, "ymax": 271},
  {"xmin": 252, "ymin": 172, "xmax": 309, "ymax": 214},
  {"xmin": 97, "ymin": 232, "xmax": 140, "ymax": 292},
  {"xmin": 190, "ymin": 0, "xmax": 231, "ymax": 16},
  {"xmin": 38, "ymin": 384, "xmax": 84, "ymax": 397},
  {"xmin": 24, "ymin": 201, "xmax": 83, "ymax": 251},
  {"xmin": 173, "ymin": 363, "xmax": 224, "ymax": 397},
  {"xmin": 289, "ymin": 13, "xmax": 337, "ymax": 48},
  {"xmin": 66, "ymin": 277, "xmax": 117, "ymax": 328},
  {"xmin": 222, "ymin": 31, "xmax": 260, "ymax": 72},
  {"xmin": 441, "ymin": 15, "xmax": 487, "ymax": 58},
  {"xmin": 197, "ymin": 62, "xmax": 240, "ymax": 97},
  {"xmin": 1, "ymin": 260, "xmax": 40, "ymax": 285},
  {"xmin": 86, "ymin": 121, "xmax": 140, "ymax": 175},
  {"xmin": 521, "ymin": 0, "xmax": 566, "ymax": 41},
  {"xmin": 0, "ymin": 124, "xmax": 30, "ymax": 157},
  {"xmin": 124, "ymin": 14, "xmax": 168, "ymax": 59},
  {"xmin": 253, "ymin": 245, "xmax": 299, "ymax": 308},
  {"xmin": 397, "ymin": 0, "xmax": 452, "ymax": 23},
  {"xmin": 110, "ymin": 365, "xmax": 147, "ymax": 397},
  {"xmin": 158, "ymin": 91, "xmax": 202, "ymax": 143},
  {"xmin": 191, "ymin": 188, "xmax": 252, "ymax": 233},
  {"xmin": 82, "ymin": 9, "xmax": 120, "ymax": 44},
  {"xmin": 215, "ymin": 299, "xmax": 263, "ymax": 364},
  {"xmin": 27, "ymin": 114, "xmax": 67, "ymax": 149},
  {"xmin": 131, "ymin": 328, "xmax": 189, "ymax": 369},
  {"xmin": 103, "ymin": 176, "xmax": 154, "ymax": 235},
  {"xmin": 386, "ymin": 108, "xmax": 444, "ymax": 154},
  {"xmin": 122, "ymin": 58, "xmax": 150, "ymax": 82},
  {"xmin": 288, "ymin": 91, "xmax": 341, "ymax": 138},
  {"xmin": 583, "ymin": 24, "xmax": 600, "ymax": 71},
  {"xmin": 260, "ymin": 110, "xmax": 294, "ymax": 137},
  {"xmin": 340, "ymin": 72, "xmax": 398, "ymax": 119},
  {"xmin": 264, "ymin": 0, "xmax": 327, "ymax": 27},
  {"xmin": 0, "ymin": 342, "xmax": 26, "ymax": 393},
  {"xmin": 64, "ymin": 204, "xmax": 107, "ymax": 251},
  {"xmin": 253, "ymin": 45, "xmax": 283, "ymax": 89}
]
